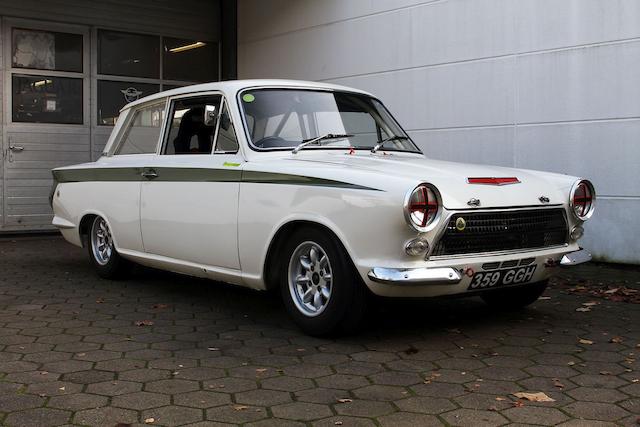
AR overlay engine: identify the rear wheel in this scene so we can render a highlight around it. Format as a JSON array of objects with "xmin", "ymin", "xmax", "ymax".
[
  {"xmin": 88, "ymin": 216, "xmax": 128, "ymax": 279},
  {"xmin": 279, "ymin": 227, "xmax": 367, "ymax": 336},
  {"xmin": 480, "ymin": 280, "xmax": 548, "ymax": 310}
]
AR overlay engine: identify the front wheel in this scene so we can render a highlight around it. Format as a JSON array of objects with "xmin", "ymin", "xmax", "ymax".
[
  {"xmin": 279, "ymin": 227, "xmax": 368, "ymax": 336},
  {"xmin": 88, "ymin": 216, "xmax": 128, "ymax": 279},
  {"xmin": 480, "ymin": 280, "xmax": 548, "ymax": 310}
]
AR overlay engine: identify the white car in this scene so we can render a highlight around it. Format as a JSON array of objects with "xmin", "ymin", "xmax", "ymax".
[{"xmin": 51, "ymin": 80, "xmax": 595, "ymax": 335}]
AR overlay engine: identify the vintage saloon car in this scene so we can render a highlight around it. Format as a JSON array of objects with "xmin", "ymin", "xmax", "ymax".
[{"xmin": 51, "ymin": 80, "xmax": 595, "ymax": 335}]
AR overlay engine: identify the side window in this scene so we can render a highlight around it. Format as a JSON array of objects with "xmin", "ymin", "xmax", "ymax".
[
  {"xmin": 214, "ymin": 100, "xmax": 239, "ymax": 153},
  {"xmin": 115, "ymin": 102, "xmax": 166, "ymax": 155},
  {"xmin": 163, "ymin": 95, "xmax": 221, "ymax": 155}
]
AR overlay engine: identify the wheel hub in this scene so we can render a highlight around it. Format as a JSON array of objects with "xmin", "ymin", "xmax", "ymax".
[{"xmin": 288, "ymin": 241, "xmax": 333, "ymax": 317}]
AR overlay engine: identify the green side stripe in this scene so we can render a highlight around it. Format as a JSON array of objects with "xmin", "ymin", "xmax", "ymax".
[{"xmin": 52, "ymin": 167, "xmax": 380, "ymax": 191}]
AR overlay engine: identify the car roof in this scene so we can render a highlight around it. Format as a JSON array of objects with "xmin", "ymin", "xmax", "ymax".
[{"xmin": 122, "ymin": 79, "xmax": 374, "ymax": 111}]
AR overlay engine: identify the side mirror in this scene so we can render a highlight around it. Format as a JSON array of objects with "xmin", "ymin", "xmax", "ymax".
[{"xmin": 204, "ymin": 104, "xmax": 218, "ymax": 126}]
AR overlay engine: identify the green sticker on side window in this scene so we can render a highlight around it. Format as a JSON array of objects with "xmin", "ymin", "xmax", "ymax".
[{"xmin": 242, "ymin": 93, "xmax": 255, "ymax": 103}]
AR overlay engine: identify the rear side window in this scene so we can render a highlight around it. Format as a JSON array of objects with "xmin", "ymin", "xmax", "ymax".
[{"xmin": 115, "ymin": 101, "xmax": 166, "ymax": 155}]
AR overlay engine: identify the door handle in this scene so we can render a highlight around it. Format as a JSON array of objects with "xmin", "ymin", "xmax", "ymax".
[
  {"xmin": 9, "ymin": 145, "xmax": 24, "ymax": 152},
  {"xmin": 141, "ymin": 169, "xmax": 159, "ymax": 179}
]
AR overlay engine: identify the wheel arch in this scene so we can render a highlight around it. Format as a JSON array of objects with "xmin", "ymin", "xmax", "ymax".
[
  {"xmin": 77, "ymin": 211, "xmax": 118, "ymax": 249},
  {"xmin": 262, "ymin": 219, "xmax": 358, "ymax": 291}
]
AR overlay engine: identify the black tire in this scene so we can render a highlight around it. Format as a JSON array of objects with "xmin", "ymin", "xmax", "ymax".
[
  {"xmin": 480, "ymin": 279, "xmax": 548, "ymax": 310},
  {"xmin": 278, "ymin": 226, "xmax": 368, "ymax": 336},
  {"xmin": 87, "ymin": 216, "xmax": 129, "ymax": 279}
]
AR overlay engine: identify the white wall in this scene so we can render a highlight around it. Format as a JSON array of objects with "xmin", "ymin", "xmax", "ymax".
[{"xmin": 238, "ymin": 0, "xmax": 640, "ymax": 264}]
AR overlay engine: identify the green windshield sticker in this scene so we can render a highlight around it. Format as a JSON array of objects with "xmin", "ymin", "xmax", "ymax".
[
  {"xmin": 223, "ymin": 162, "xmax": 241, "ymax": 167},
  {"xmin": 242, "ymin": 93, "xmax": 255, "ymax": 103}
]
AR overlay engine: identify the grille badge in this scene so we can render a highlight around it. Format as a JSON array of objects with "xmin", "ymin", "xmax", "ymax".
[
  {"xmin": 467, "ymin": 198, "xmax": 481, "ymax": 207},
  {"xmin": 539, "ymin": 195, "xmax": 550, "ymax": 203},
  {"xmin": 455, "ymin": 217, "xmax": 467, "ymax": 231}
]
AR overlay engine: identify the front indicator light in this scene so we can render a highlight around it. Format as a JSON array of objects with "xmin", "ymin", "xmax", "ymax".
[
  {"xmin": 570, "ymin": 225, "xmax": 584, "ymax": 241},
  {"xmin": 405, "ymin": 237, "xmax": 429, "ymax": 256}
]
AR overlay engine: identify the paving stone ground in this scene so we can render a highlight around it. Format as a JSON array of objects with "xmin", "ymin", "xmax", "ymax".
[{"xmin": 0, "ymin": 235, "xmax": 638, "ymax": 427}]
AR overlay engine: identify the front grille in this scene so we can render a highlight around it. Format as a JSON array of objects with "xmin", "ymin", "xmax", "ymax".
[{"xmin": 431, "ymin": 208, "xmax": 568, "ymax": 257}]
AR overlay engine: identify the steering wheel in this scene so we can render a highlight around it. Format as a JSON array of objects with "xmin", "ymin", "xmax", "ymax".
[{"xmin": 254, "ymin": 136, "xmax": 290, "ymax": 148}]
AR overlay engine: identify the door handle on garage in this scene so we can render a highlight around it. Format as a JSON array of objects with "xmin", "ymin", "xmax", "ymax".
[
  {"xmin": 141, "ymin": 169, "xmax": 158, "ymax": 179},
  {"xmin": 9, "ymin": 145, "xmax": 24, "ymax": 152}
]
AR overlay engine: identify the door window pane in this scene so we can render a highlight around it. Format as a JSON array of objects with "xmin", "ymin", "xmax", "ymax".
[
  {"xmin": 12, "ymin": 28, "xmax": 83, "ymax": 72},
  {"xmin": 163, "ymin": 37, "xmax": 218, "ymax": 82},
  {"xmin": 98, "ymin": 80, "xmax": 159, "ymax": 126},
  {"xmin": 215, "ymin": 101, "xmax": 239, "ymax": 153},
  {"xmin": 12, "ymin": 74, "xmax": 83, "ymax": 124},
  {"xmin": 98, "ymin": 30, "xmax": 159, "ymax": 78},
  {"xmin": 163, "ymin": 96, "xmax": 221, "ymax": 155},
  {"xmin": 115, "ymin": 102, "xmax": 166, "ymax": 155}
]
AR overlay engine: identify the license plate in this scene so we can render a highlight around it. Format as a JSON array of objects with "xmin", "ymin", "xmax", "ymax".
[{"xmin": 468, "ymin": 265, "xmax": 537, "ymax": 290}]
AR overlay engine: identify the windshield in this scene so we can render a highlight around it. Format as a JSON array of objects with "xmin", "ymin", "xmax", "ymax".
[{"xmin": 239, "ymin": 89, "xmax": 420, "ymax": 153}]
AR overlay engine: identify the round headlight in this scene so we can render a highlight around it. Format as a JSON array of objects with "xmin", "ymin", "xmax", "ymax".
[
  {"xmin": 570, "ymin": 180, "xmax": 595, "ymax": 221},
  {"xmin": 404, "ymin": 184, "xmax": 441, "ymax": 232}
]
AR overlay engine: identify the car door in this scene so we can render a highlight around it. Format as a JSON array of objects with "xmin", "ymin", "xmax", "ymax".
[
  {"xmin": 140, "ymin": 94, "xmax": 242, "ymax": 270},
  {"xmin": 92, "ymin": 100, "xmax": 167, "ymax": 253}
]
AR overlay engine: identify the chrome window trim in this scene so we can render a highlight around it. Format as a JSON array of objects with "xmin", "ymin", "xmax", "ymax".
[
  {"xmin": 235, "ymin": 86, "xmax": 422, "ymax": 154},
  {"xmin": 111, "ymin": 97, "xmax": 169, "ymax": 156}
]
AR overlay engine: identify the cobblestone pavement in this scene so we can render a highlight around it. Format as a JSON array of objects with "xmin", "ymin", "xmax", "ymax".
[{"xmin": 0, "ymin": 235, "xmax": 638, "ymax": 427}]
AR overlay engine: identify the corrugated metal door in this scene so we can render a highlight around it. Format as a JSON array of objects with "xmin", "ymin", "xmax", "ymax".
[{"xmin": 2, "ymin": 18, "xmax": 90, "ymax": 229}]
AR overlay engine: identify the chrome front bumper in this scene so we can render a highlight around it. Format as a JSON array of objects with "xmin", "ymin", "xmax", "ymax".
[
  {"xmin": 368, "ymin": 267, "xmax": 462, "ymax": 286},
  {"xmin": 559, "ymin": 248, "xmax": 592, "ymax": 266},
  {"xmin": 367, "ymin": 248, "xmax": 591, "ymax": 286}
]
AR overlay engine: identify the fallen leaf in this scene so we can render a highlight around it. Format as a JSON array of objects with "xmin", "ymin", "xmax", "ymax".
[
  {"xmin": 610, "ymin": 336, "xmax": 624, "ymax": 343},
  {"xmin": 582, "ymin": 301, "xmax": 600, "ymax": 306},
  {"xmin": 513, "ymin": 392, "xmax": 555, "ymax": 402},
  {"xmin": 233, "ymin": 405, "xmax": 248, "ymax": 411},
  {"xmin": 59, "ymin": 387, "xmax": 65, "ymax": 391},
  {"xmin": 334, "ymin": 422, "xmax": 343, "ymax": 426},
  {"xmin": 632, "ymin": 379, "xmax": 639, "ymax": 383},
  {"xmin": 552, "ymin": 378, "xmax": 565, "ymax": 389},
  {"xmin": 404, "ymin": 347, "xmax": 419, "ymax": 355},
  {"xmin": 96, "ymin": 298, "xmax": 105, "ymax": 303},
  {"xmin": 337, "ymin": 398, "xmax": 352, "ymax": 403},
  {"xmin": 144, "ymin": 418, "xmax": 155, "ymax": 424},
  {"xmin": 207, "ymin": 347, "xmax": 219, "ymax": 351},
  {"xmin": 495, "ymin": 397, "xmax": 507, "ymax": 401},
  {"xmin": 135, "ymin": 320, "xmax": 154, "ymax": 326},
  {"xmin": 567, "ymin": 361, "xmax": 576, "ymax": 366},
  {"xmin": 255, "ymin": 368, "xmax": 268, "ymax": 373},
  {"xmin": 579, "ymin": 339, "xmax": 594, "ymax": 345},
  {"xmin": 600, "ymin": 371, "xmax": 612, "ymax": 376},
  {"xmin": 488, "ymin": 406, "xmax": 498, "ymax": 411},
  {"xmin": 152, "ymin": 304, "xmax": 169, "ymax": 309},
  {"xmin": 512, "ymin": 400, "xmax": 525, "ymax": 407},
  {"xmin": 539, "ymin": 296, "xmax": 552, "ymax": 300},
  {"xmin": 575, "ymin": 307, "xmax": 591, "ymax": 312}
]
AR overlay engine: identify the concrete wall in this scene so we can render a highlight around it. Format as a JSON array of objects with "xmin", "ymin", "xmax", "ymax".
[{"xmin": 238, "ymin": 0, "xmax": 640, "ymax": 264}]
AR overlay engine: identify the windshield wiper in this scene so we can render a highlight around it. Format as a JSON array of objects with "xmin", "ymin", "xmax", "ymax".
[
  {"xmin": 292, "ymin": 133, "xmax": 353, "ymax": 154},
  {"xmin": 370, "ymin": 135, "xmax": 410, "ymax": 153}
]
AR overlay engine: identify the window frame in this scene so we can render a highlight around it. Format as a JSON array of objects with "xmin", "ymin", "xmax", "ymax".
[
  {"xmin": 236, "ymin": 87, "xmax": 422, "ymax": 154},
  {"xmin": 92, "ymin": 27, "xmax": 222, "ymax": 127},
  {"xmin": 159, "ymin": 92, "xmax": 239, "ymax": 156},
  {"xmin": 3, "ymin": 18, "xmax": 90, "ymax": 128},
  {"xmin": 111, "ymin": 98, "xmax": 169, "ymax": 156}
]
